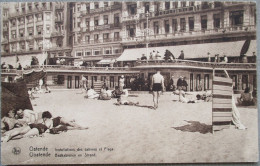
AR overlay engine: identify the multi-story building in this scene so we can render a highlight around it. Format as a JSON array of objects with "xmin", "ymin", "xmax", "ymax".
[
  {"xmin": 120, "ymin": 1, "xmax": 256, "ymax": 47},
  {"xmin": 71, "ymin": 2, "xmax": 123, "ymax": 66},
  {"xmin": 1, "ymin": 1, "xmax": 257, "ymax": 93},
  {"xmin": 1, "ymin": 2, "xmax": 72, "ymax": 68}
]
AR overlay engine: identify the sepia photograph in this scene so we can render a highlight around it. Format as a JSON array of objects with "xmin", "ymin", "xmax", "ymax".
[{"xmin": 0, "ymin": 1, "xmax": 258, "ymax": 165}]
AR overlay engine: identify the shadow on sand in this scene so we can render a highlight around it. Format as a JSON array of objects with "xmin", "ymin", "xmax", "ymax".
[
  {"xmin": 173, "ymin": 120, "xmax": 212, "ymax": 134},
  {"xmin": 135, "ymin": 105, "xmax": 155, "ymax": 109}
]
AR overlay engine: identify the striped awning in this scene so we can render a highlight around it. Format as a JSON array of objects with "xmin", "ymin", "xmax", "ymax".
[{"xmin": 117, "ymin": 40, "xmax": 248, "ymax": 61}]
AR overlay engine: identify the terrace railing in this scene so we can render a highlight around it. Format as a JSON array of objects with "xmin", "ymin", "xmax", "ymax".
[{"xmin": 28, "ymin": 65, "xmax": 131, "ymax": 71}]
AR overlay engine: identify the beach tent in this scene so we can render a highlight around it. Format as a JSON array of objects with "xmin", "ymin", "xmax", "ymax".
[
  {"xmin": 1, "ymin": 81, "xmax": 33, "ymax": 117},
  {"xmin": 23, "ymin": 68, "xmax": 46, "ymax": 88},
  {"xmin": 212, "ymin": 70, "xmax": 233, "ymax": 133}
]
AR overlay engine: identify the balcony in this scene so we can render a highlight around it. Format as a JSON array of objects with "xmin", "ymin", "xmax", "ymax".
[
  {"xmin": 89, "ymin": 4, "xmax": 122, "ymax": 14},
  {"xmin": 94, "ymin": 24, "xmax": 111, "ymax": 30},
  {"xmin": 55, "ymin": 3, "xmax": 64, "ymax": 10},
  {"xmin": 1, "ymin": 38, "xmax": 9, "ymax": 44},
  {"xmin": 9, "ymin": 6, "xmax": 52, "ymax": 18},
  {"xmin": 80, "ymin": 27, "xmax": 90, "ymax": 32},
  {"xmin": 55, "ymin": 17, "xmax": 63, "ymax": 23},
  {"xmin": 3, "ymin": 27, "xmax": 8, "ymax": 31},
  {"xmin": 122, "ymin": 14, "xmax": 139, "ymax": 22},
  {"xmin": 122, "ymin": 25, "xmax": 256, "ymax": 43},
  {"xmin": 51, "ymin": 31, "xmax": 64, "ymax": 37}
]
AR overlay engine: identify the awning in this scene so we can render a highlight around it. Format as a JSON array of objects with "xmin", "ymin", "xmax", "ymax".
[
  {"xmin": 18, "ymin": 53, "xmax": 47, "ymax": 67},
  {"xmin": 117, "ymin": 40, "xmax": 246, "ymax": 61},
  {"xmin": 1, "ymin": 56, "xmax": 16, "ymax": 67},
  {"xmin": 246, "ymin": 40, "xmax": 256, "ymax": 56},
  {"xmin": 96, "ymin": 59, "xmax": 116, "ymax": 64}
]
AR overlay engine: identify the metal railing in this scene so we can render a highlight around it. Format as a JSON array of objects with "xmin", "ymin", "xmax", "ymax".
[
  {"xmin": 122, "ymin": 25, "xmax": 256, "ymax": 42},
  {"xmin": 28, "ymin": 65, "xmax": 130, "ymax": 71},
  {"xmin": 134, "ymin": 59, "xmax": 257, "ymax": 69}
]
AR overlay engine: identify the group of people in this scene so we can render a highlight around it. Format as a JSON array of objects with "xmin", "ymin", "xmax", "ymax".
[
  {"xmin": 138, "ymin": 50, "xmax": 185, "ymax": 62},
  {"xmin": 1, "ymin": 109, "xmax": 88, "ymax": 142}
]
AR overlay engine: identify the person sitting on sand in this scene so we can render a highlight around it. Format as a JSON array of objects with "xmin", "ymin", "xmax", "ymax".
[
  {"xmin": 237, "ymin": 87, "xmax": 253, "ymax": 106},
  {"xmin": 85, "ymin": 86, "xmax": 99, "ymax": 99},
  {"xmin": 112, "ymin": 86, "xmax": 123, "ymax": 98},
  {"xmin": 2, "ymin": 111, "xmax": 53, "ymax": 142},
  {"xmin": 114, "ymin": 97, "xmax": 139, "ymax": 106},
  {"xmin": 28, "ymin": 88, "xmax": 35, "ymax": 100},
  {"xmin": 99, "ymin": 87, "xmax": 111, "ymax": 100},
  {"xmin": 45, "ymin": 84, "xmax": 51, "ymax": 93},
  {"xmin": 121, "ymin": 87, "xmax": 129, "ymax": 97}
]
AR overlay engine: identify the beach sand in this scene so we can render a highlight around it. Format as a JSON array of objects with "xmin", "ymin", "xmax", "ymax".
[{"xmin": 1, "ymin": 90, "xmax": 258, "ymax": 164}]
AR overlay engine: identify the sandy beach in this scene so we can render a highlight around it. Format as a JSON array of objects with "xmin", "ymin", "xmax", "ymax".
[{"xmin": 1, "ymin": 90, "xmax": 258, "ymax": 164}]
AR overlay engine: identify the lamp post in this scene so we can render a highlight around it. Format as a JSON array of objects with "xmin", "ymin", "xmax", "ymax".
[{"xmin": 145, "ymin": 11, "xmax": 149, "ymax": 62}]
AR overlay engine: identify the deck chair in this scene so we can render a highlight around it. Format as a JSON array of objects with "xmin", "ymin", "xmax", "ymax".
[{"xmin": 212, "ymin": 70, "xmax": 233, "ymax": 133}]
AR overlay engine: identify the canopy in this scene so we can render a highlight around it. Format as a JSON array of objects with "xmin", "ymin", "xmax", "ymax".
[
  {"xmin": 1, "ymin": 81, "xmax": 33, "ymax": 117},
  {"xmin": 97, "ymin": 59, "xmax": 116, "ymax": 64},
  {"xmin": 246, "ymin": 40, "xmax": 257, "ymax": 56},
  {"xmin": 1, "ymin": 56, "xmax": 17, "ymax": 67},
  {"xmin": 117, "ymin": 40, "xmax": 247, "ymax": 61}
]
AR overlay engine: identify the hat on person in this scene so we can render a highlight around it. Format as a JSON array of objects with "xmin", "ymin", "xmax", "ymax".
[
  {"xmin": 181, "ymin": 50, "xmax": 183, "ymax": 52},
  {"xmin": 180, "ymin": 76, "xmax": 183, "ymax": 78},
  {"xmin": 121, "ymin": 75, "xmax": 124, "ymax": 78}
]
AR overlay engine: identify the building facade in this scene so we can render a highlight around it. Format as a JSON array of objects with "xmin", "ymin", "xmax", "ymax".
[{"xmin": 1, "ymin": 2, "xmax": 72, "ymax": 68}]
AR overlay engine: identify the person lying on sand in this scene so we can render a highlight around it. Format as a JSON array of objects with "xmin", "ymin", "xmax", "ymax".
[
  {"xmin": 114, "ymin": 97, "xmax": 139, "ymax": 106},
  {"xmin": 1, "ymin": 110, "xmax": 25, "ymax": 133},
  {"xmin": 2, "ymin": 112, "xmax": 53, "ymax": 142}
]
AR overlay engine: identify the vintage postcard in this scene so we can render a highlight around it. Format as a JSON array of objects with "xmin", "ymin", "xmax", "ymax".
[{"xmin": 1, "ymin": 1, "xmax": 258, "ymax": 165}]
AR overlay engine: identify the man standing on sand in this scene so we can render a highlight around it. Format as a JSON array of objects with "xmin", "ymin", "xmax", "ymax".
[{"xmin": 150, "ymin": 70, "xmax": 165, "ymax": 109}]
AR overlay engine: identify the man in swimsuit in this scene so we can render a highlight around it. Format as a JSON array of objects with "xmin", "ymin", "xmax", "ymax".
[
  {"xmin": 150, "ymin": 70, "xmax": 165, "ymax": 109},
  {"xmin": 49, "ymin": 116, "xmax": 88, "ymax": 130}
]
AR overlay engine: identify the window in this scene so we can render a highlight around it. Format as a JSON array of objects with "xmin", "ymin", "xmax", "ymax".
[
  {"xmin": 196, "ymin": 74, "xmax": 201, "ymax": 91},
  {"xmin": 12, "ymin": 30, "xmax": 16, "ymax": 38},
  {"xmin": 204, "ymin": 74, "xmax": 209, "ymax": 90},
  {"xmin": 103, "ymin": 33, "xmax": 109, "ymax": 42},
  {"xmin": 189, "ymin": 2, "xmax": 195, "ymax": 6},
  {"xmin": 128, "ymin": 4, "xmax": 137, "ymax": 15},
  {"xmin": 214, "ymin": 2, "xmax": 222, "ymax": 8},
  {"xmin": 20, "ymin": 42, "xmax": 25, "ymax": 50},
  {"xmin": 180, "ymin": 18, "xmax": 186, "ymax": 32},
  {"xmin": 28, "ymin": 5, "xmax": 32, "ymax": 11},
  {"xmin": 231, "ymin": 75, "xmax": 237, "ymax": 90},
  {"xmin": 94, "ymin": 2, "xmax": 99, "ymax": 9},
  {"xmin": 85, "ymin": 35, "xmax": 90, "ymax": 43},
  {"xmin": 242, "ymin": 75, "xmax": 248, "ymax": 90},
  {"xmin": 67, "ymin": 76, "xmax": 72, "ymax": 88},
  {"xmin": 115, "ymin": 49, "xmax": 121, "ymax": 53},
  {"xmin": 86, "ymin": 5, "xmax": 90, "ymax": 13},
  {"xmin": 94, "ymin": 17, "xmax": 99, "ymax": 26},
  {"xmin": 188, "ymin": 17, "xmax": 194, "ymax": 31},
  {"xmin": 75, "ymin": 76, "xmax": 80, "ymax": 89},
  {"xmin": 144, "ymin": 2, "xmax": 149, "ymax": 13},
  {"xmin": 105, "ymin": 48, "xmax": 111, "ymax": 54},
  {"xmin": 77, "ymin": 5, "xmax": 81, "ymax": 12},
  {"xmin": 104, "ymin": 2, "xmax": 108, "ymax": 7},
  {"xmin": 127, "ymin": 25, "xmax": 136, "ymax": 37},
  {"xmin": 28, "ymin": 27, "xmax": 33, "ymax": 36},
  {"xmin": 37, "ymin": 26, "xmax": 43, "ymax": 35},
  {"xmin": 114, "ymin": 32, "xmax": 120, "ymax": 40},
  {"xmin": 22, "ymin": 7, "xmax": 25, "ymax": 13},
  {"xmin": 103, "ymin": 15, "xmax": 108, "ymax": 25},
  {"xmin": 42, "ymin": 3, "xmax": 46, "ymax": 9},
  {"xmin": 153, "ymin": 21, "xmax": 159, "ymax": 34},
  {"xmin": 27, "ymin": 15, "xmax": 33, "ymax": 23},
  {"xmin": 181, "ymin": 1, "xmax": 186, "ymax": 7},
  {"xmin": 35, "ymin": 3, "xmax": 39, "ymax": 9},
  {"xmin": 201, "ymin": 2, "xmax": 209, "ymax": 9},
  {"xmin": 230, "ymin": 10, "xmax": 243, "ymax": 26},
  {"xmin": 85, "ymin": 51, "xmax": 91, "ymax": 56},
  {"xmin": 173, "ymin": 2, "xmax": 178, "ymax": 8},
  {"xmin": 165, "ymin": 2, "xmax": 170, "ymax": 10},
  {"xmin": 164, "ymin": 20, "xmax": 169, "ymax": 33},
  {"xmin": 19, "ymin": 29, "xmax": 24, "ymax": 37},
  {"xmin": 12, "ymin": 20, "xmax": 16, "ymax": 26},
  {"xmin": 190, "ymin": 73, "xmax": 193, "ymax": 91},
  {"xmin": 28, "ymin": 40, "xmax": 34, "ymax": 50},
  {"xmin": 201, "ymin": 15, "xmax": 207, "ymax": 30},
  {"xmin": 172, "ymin": 19, "xmax": 178, "ymax": 32},
  {"xmin": 46, "ymin": 25, "xmax": 50, "ymax": 34},
  {"xmin": 110, "ymin": 76, "xmax": 114, "ymax": 88},
  {"xmin": 46, "ymin": 13, "xmax": 51, "ymax": 20},
  {"xmin": 85, "ymin": 20, "xmax": 90, "ymax": 30},
  {"xmin": 94, "ymin": 34, "xmax": 99, "ymax": 42},
  {"xmin": 213, "ymin": 14, "xmax": 221, "ymax": 28},
  {"xmin": 94, "ymin": 50, "xmax": 100, "ymax": 55},
  {"xmin": 19, "ymin": 18, "xmax": 24, "ymax": 24},
  {"xmin": 77, "ymin": 22, "xmax": 81, "ymax": 28},
  {"xmin": 114, "ymin": 13, "xmax": 120, "ymax": 27},
  {"xmin": 57, "ymin": 75, "xmax": 65, "ymax": 85},
  {"xmin": 76, "ymin": 52, "xmax": 82, "ymax": 56}
]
